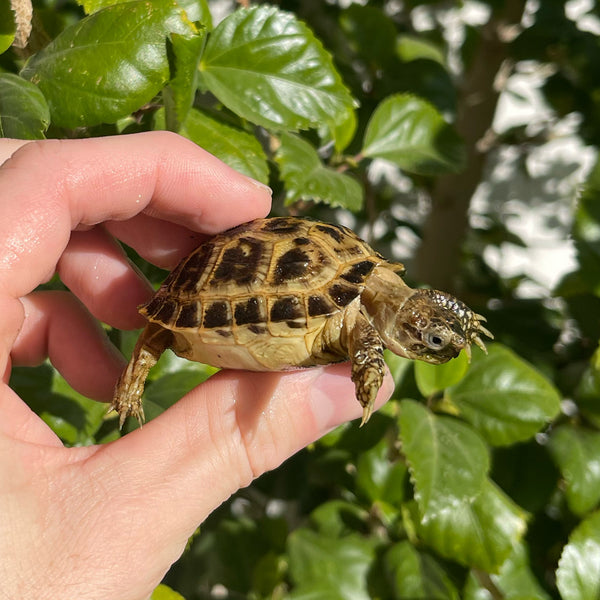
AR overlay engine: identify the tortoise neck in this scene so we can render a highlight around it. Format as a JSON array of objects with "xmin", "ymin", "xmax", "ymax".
[{"xmin": 361, "ymin": 265, "xmax": 414, "ymax": 324}]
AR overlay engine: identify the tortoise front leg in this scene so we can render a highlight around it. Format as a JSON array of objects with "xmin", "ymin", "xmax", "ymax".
[
  {"xmin": 111, "ymin": 323, "xmax": 172, "ymax": 429},
  {"xmin": 346, "ymin": 310, "xmax": 386, "ymax": 426}
]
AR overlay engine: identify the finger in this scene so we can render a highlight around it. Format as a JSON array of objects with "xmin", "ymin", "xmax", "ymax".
[
  {"xmin": 57, "ymin": 227, "xmax": 153, "ymax": 329},
  {"xmin": 92, "ymin": 364, "xmax": 394, "ymax": 544},
  {"xmin": 12, "ymin": 291, "xmax": 125, "ymax": 402},
  {"xmin": 0, "ymin": 132, "xmax": 271, "ymax": 300},
  {"xmin": 104, "ymin": 215, "xmax": 207, "ymax": 269}
]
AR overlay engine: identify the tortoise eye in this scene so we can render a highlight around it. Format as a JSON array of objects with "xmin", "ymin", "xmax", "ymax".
[{"xmin": 424, "ymin": 331, "xmax": 447, "ymax": 350}]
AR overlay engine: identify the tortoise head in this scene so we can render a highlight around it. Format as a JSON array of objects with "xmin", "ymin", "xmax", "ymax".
[{"xmin": 381, "ymin": 289, "xmax": 492, "ymax": 364}]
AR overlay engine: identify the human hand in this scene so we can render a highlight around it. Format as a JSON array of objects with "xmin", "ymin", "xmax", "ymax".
[{"xmin": 0, "ymin": 132, "xmax": 393, "ymax": 599}]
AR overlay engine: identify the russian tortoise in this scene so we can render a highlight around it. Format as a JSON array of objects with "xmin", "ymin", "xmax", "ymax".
[{"xmin": 112, "ymin": 216, "xmax": 491, "ymax": 427}]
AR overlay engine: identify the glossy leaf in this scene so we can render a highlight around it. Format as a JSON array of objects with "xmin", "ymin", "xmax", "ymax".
[
  {"xmin": 275, "ymin": 132, "xmax": 363, "ymax": 210},
  {"xmin": 200, "ymin": 5, "xmax": 355, "ymax": 137},
  {"xmin": 355, "ymin": 436, "xmax": 407, "ymax": 506},
  {"xmin": 399, "ymin": 400, "xmax": 489, "ymax": 516},
  {"xmin": 557, "ymin": 510, "xmax": 600, "ymax": 600},
  {"xmin": 163, "ymin": 28, "xmax": 207, "ymax": 131},
  {"xmin": 416, "ymin": 480, "xmax": 528, "ymax": 573},
  {"xmin": 464, "ymin": 543, "xmax": 550, "ymax": 600},
  {"xmin": 383, "ymin": 541, "xmax": 459, "ymax": 600},
  {"xmin": 549, "ymin": 425, "xmax": 600, "ymax": 516},
  {"xmin": 447, "ymin": 344, "xmax": 561, "ymax": 446},
  {"xmin": 0, "ymin": 73, "xmax": 49, "ymax": 139},
  {"xmin": 176, "ymin": 108, "xmax": 269, "ymax": 184},
  {"xmin": 287, "ymin": 529, "xmax": 375, "ymax": 600},
  {"xmin": 362, "ymin": 93, "xmax": 465, "ymax": 175},
  {"xmin": 21, "ymin": 0, "xmax": 199, "ymax": 128},
  {"xmin": 0, "ymin": 0, "xmax": 15, "ymax": 54},
  {"xmin": 150, "ymin": 584, "xmax": 186, "ymax": 600},
  {"xmin": 414, "ymin": 350, "xmax": 469, "ymax": 397},
  {"xmin": 123, "ymin": 360, "xmax": 217, "ymax": 431}
]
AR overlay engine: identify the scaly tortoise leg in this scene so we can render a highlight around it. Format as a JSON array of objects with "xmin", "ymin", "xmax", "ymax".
[
  {"xmin": 111, "ymin": 323, "xmax": 172, "ymax": 429},
  {"xmin": 346, "ymin": 310, "xmax": 386, "ymax": 426}
]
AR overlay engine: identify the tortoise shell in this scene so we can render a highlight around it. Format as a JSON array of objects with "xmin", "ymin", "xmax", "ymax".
[{"xmin": 139, "ymin": 216, "xmax": 405, "ymax": 371}]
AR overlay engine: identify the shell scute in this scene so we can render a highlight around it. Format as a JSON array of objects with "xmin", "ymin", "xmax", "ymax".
[{"xmin": 202, "ymin": 300, "xmax": 231, "ymax": 329}]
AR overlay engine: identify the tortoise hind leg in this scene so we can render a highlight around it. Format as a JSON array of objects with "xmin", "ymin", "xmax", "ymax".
[
  {"xmin": 346, "ymin": 310, "xmax": 386, "ymax": 426},
  {"xmin": 111, "ymin": 323, "xmax": 172, "ymax": 429}
]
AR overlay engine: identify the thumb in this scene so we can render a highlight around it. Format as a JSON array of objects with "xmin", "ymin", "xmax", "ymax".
[{"xmin": 88, "ymin": 364, "xmax": 393, "ymax": 571}]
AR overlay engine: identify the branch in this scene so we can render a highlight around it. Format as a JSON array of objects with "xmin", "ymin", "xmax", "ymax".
[{"xmin": 414, "ymin": 0, "xmax": 526, "ymax": 293}]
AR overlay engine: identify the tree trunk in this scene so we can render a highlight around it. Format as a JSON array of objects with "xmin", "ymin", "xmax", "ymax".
[{"xmin": 414, "ymin": 0, "xmax": 527, "ymax": 293}]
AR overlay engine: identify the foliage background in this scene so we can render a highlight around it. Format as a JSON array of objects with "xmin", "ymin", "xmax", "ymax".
[{"xmin": 2, "ymin": 0, "xmax": 600, "ymax": 598}]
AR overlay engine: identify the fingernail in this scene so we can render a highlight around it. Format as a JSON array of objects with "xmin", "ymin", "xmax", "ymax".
[{"xmin": 246, "ymin": 176, "xmax": 272, "ymax": 196}]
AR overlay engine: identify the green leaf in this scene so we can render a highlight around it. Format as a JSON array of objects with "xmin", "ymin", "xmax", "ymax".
[
  {"xmin": 21, "ymin": 0, "xmax": 199, "ymax": 128},
  {"xmin": 10, "ymin": 362, "xmax": 109, "ymax": 445},
  {"xmin": 310, "ymin": 500, "xmax": 369, "ymax": 538},
  {"xmin": 557, "ymin": 510, "xmax": 600, "ymax": 600},
  {"xmin": 577, "ymin": 342, "xmax": 600, "ymax": 428},
  {"xmin": 396, "ymin": 35, "xmax": 446, "ymax": 65},
  {"xmin": 0, "ymin": 0, "xmax": 16, "ymax": 54},
  {"xmin": 200, "ymin": 5, "xmax": 356, "ymax": 137},
  {"xmin": 399, "ymin": 400, "xmax": 489, "ymax": 516},
  {"xmin": 361, "ymin": 93, "xmax": 465, "ymax": 175},
  {"xmin": 416, "ymin": 480, "xmax": 528, "ymax": 573},
  {"xmin": 447, "ymin": 344, "xmax": 561, "ymax": 446},
  {"xmin": 355, "ymin": 436, "xmax": 407, "ymax": 506},
  {"xmin": 287, "ymin": 529, "xmax": 375, "ymax": 600},
  {"xmin": 0, "ymin": 73, "xmax": 50, "ymax": 139},
  {"xmin": 572, "ymin": 156, "xmax": 600, "ymax": 295},
  {"xmin": 549, "ymin": 425, "xmax": 600, "ymax": 516},
  {"xmin": 275, "ymin": 132, "xmax": 363, "ymax": 210},
  {"xmin": 78, "ymin": 0, "xmax": 212, "ymax": 24},
  {"xmin": 464, "ymin": 543, "xmax": 551, "ymax": 600},
  {"xmin": 150, "ymin": 583, "xmax": 186, "ymax": 600},
  {"xmin": 175, "ymin": 107, "xmax": 269, "ymax": 184},
  {"xmin": 383, "ymin": 541, "xmax": 459, "ymax": 600},
  {"xmin": 415, "ymin": 350, "xmax": 469, "ymax": 397},
  {"xmin": 123, "ymin": 358, "xmax": 217, "ymax": 430},
  {"xmin": 163, "ymin": 27, "xmax": 207, "ymax": 131}
]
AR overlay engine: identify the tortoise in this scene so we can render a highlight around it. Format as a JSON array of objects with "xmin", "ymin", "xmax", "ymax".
[{"xmin": 111, "ymin": 216, "xmax": 491, "ymax": 428}]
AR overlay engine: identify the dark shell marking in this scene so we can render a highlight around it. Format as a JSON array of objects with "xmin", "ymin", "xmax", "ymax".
[{"xmin": 140, "ymin": 217, "xmax": 385, "ymax": 337}]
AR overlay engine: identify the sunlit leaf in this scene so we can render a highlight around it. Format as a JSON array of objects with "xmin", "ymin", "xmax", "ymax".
[
  {"xmin": 399, "ymin": 400, "xmax": 489, "ymax": 516},
  {"xmin": 275, "ymin": 132, "xmax": 363, "ymax": 210},
  {"xmin": 362, "ymin": 93, "xmax": 465, "ymax": 175},
  {"xmin": 0, "ymin": 0, "xmax": 15, "ymax": 54},
  {"xmin": 175, "ymin": 107, "xmax": 269, "ymax": 184},
  {"xmin": 163, "ymin": 27, "xmax": 207, "ymax": 131},
  {"xmin": 200, "ymin": 5, "xmax": 356, "ymax": 138},
  {"xmin": 464, "ymin": 543, "xmax": 550, "ymax": 600},
  {"xmin": 150, "ymin": 583, "xmax": 186, "ymax": 600},
  {"xmin": 383, "ymin": 541, "xmax": 460, "ymax": 600},
  {"xmin": 414, "ymin": 350, "xmax": 469, "ymax": 397},
  {"xmin": 287, "ymin": 529, "xmax": 375, "ymax": 600},
  {"xmin": 0, "ymin": 73, "xmax": 49, "ymax": 138},
  {"xmin": 549, "ymin": 425, "xmax": 600, "ymax": 516},
  {"xmin": 557, "ymin": 510, "xmax": 600, "ymax": 600},
  {"xmin": 416, "ymin": 480, "xmax": 528, "ymax": 573},
  {"xmin": 447, "ymin": 344, "xmax": 561, "ymax": 446},
  {"xmin": 21, "ymin": 0, "xmax": 200, "ymax": 128}
]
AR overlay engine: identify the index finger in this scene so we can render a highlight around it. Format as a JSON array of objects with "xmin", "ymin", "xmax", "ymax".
[{"xmin": 0, "ymin": 132, "xmax": 272, "ymax": 299}]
